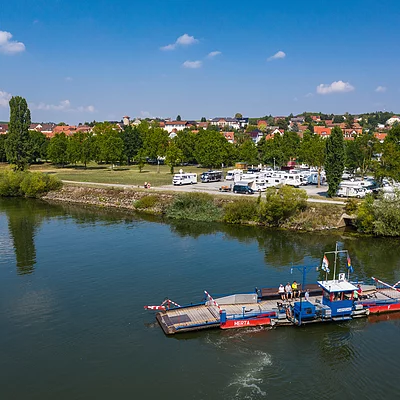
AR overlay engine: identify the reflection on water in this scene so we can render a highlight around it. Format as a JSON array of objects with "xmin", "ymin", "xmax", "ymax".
[{"xmin": 1, "ymin": 198, "xmax": 400, "ymax": 400}]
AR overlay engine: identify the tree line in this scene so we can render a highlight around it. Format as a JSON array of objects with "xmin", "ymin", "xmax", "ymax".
[{"xmin": 2, "ymin": 96, "xmax": 400, "ymax": 197}]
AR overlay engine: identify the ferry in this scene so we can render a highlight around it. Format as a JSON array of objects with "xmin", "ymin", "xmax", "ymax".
[{"xmin": 145, "ymin": 245, "xmax": 400, "ymax": 335}]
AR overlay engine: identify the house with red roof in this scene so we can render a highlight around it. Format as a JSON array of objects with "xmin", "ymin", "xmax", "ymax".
[
  {"xmin": 374, "ymin": 132, "xmax": 387, "ymax": 143},
  {"xmin": 222, "ymin": 131, "xmax": 235, "ymax": 143},
  {"xmin": 0, "ymin": 123, "xmax": 8, "ymax": 134},
  {"xmin": 314, "ymin": 126, "xmax": 332, "ymax": 137}
]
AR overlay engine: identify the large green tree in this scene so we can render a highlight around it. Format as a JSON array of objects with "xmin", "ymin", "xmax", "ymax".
[
  {"xmin": 376, "ymin": 124, "xmax": 400, "ymax": 182},
  {"xmin": 0, "ymin": 135, "xmax": 7, "ymax": 162},
  {"xmin": 143, "ymin": 126, "xmax": 169, "ymax": 160},
  {"xmin": 345, "ymin": 132, "xmax": 376, "ymax": 177},
  {"xmin": 48, "ymin": 132, "xmax": 69, "ymax": 167},
  {"xmin": 299, "ymin": 130, "xmax": 326, "ymax": 187},
  {"xmin": 5, "ymin": 96, "xmax": 31, "ymax": 170},
  {"xmin": 325, "ymin": 127, "xmax": 345, "ymax": 197},
  {"xmin": 175, "ymin": 129, "xmax": 197, "ymax": 163},
  {"xmin": 29, "ymin": 130, "xmax": 48, "ymax": 163},
  {"xmin": 165, "ymin": 140, "xmax": 183, "ymax": 174},
  {"xmin": 259, "ymin": 134, "xmax": 286, "ymax": 168},
  {"xmin": 194, "ymin": 129, "xmax": 231, "ymax": 167},
  {"xmin": 238, "ymin": 139, "xmax": 258, "ymax": 164},
  {"xmin": 121, "ymin": 125, "xmax": 143, "ymax": 164}
]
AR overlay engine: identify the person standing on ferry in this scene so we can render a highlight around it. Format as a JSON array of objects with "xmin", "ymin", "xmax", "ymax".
[
  {"xmin": 285, "ymin": 283, "xmax": 292, "ymax": 300},
  {"xmin": 292, "ymin": 281, "xmax": 299, "ymax": 299},
  {"xmin": 278, "ymin": 284, "xmax": 285, "ymax": 301}
]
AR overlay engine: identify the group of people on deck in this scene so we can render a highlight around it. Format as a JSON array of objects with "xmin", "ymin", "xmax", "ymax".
[
  {"xmin": 279, "ymin": 281, "xmax": 299, "ymax": 301},
  {"xmin": 278, "ymin": 281, "xmax": 311, "ymax": 302}
]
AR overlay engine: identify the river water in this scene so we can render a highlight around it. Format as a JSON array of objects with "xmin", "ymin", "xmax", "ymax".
[{"xmin": 1, "ymin": 198, "xmax": 400, "ymax": 400}]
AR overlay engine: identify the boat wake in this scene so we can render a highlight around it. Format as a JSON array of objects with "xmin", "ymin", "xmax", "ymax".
[{"xmin": 228, "ymin": 350, "xmax": 272, "ymax": 399}]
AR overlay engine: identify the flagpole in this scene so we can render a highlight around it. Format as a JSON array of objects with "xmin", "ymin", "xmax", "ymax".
[{"xmin": 333, "ymin": 242, "xmax": 338, "ymax": 280}]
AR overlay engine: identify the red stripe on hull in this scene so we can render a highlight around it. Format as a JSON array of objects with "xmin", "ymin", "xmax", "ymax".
[
  {"xmin": 220, "ymin": 318, "xmax": 271, "ymax": 329},
  {"xmin": 369, "ymin": 303, "xmax": 400, "ymax": 314}
]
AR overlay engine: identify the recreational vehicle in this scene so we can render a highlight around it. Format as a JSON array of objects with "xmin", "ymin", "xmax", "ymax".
[
  {"xmin": 172, "ymin": 173, "xmax": 197, "ymax": 185},
  {"xmin": 200, "ymin": 170, "xmax": 223, "ymax": 183}
]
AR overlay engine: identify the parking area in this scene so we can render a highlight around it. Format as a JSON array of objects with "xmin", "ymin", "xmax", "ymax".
[{"xmin": 155, "ymin": 179, "xmax": 330, "ymax": 198}]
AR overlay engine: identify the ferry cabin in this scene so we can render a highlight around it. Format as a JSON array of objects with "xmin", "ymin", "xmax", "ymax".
[{"xmin": 318, "ymin": 279, "xmax": 358, "ymax": 319}]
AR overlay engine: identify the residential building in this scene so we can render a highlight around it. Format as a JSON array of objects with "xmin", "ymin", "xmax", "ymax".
[
  {"xmin": 236, "ymin": 117, "xmax": 249, "ymax": 129},
  {"xmin": 257, "ymin": 120, "xmax": 267, "ymax": 129},
  {"xmin": 290, "ymin": 116, "xmax": 305, "ymax": 124},
  {"xmin": 386, "ymin": 116, "xmax": 400, "ymax": 125},
  {"xmin": 123, "ymin": 116, "xmax": 130, "ymax": 126},
  {"xmin": 374, "ymin": 132, "xmax": 387, "ymax": 143},
  {"xmin": 210, "ymin": 117, "xmax": 240, "ymax": 130},
  {"xmin": 222, "ymin": 131, "xmax": 235, "ymax": 143},
  {"xmin": 163, "ymin": 120, "xmax": 190, "ymax": 133},
  {"xmin": 246, "ymin": 129, "xmax": 264, "ymax": 144},
  {"xmin": 0, "ymin": 124, "xmax": 8, "ymax": 134},
  {"xmin": 314, "ymin": 126, "xmax": 332, "ymax": 137}
]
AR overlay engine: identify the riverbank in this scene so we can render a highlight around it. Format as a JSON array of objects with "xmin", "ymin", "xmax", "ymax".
[{"xmin": 42, "ymin": 184, "xmax": 346, "ymax": 231}]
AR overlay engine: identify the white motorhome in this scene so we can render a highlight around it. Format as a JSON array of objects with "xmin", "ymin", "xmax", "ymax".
[
  {"xmin": 172, "ymin": 172, "xmax": 197, "ymax": 185},
  {"xmin": 337, "ymin": 186, "xmax": 368, "ymax": 198},
  {"xmin": 225, "ymin": 169, "xmax": 243, "ymax": 181}
]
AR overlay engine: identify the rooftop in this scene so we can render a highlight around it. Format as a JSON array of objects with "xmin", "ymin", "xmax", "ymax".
[{"xmin": 317, "ymin": 280, "xmax": 357, "ymax": 293}]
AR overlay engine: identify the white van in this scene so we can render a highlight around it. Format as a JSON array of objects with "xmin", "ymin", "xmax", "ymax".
[
  {"xmin": 226, "ymin": 169, "xmax": 243, "ymax": 181},
  {"xmin": 337, "ymin": 186, "xmax": 367, "ymax": 198},
  {"xmin": 172, "ymin": 173, "xmax": 197, "ymax": 185}
]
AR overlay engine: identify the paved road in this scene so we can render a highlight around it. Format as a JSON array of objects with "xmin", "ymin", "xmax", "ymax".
[{"xmin": 62, "ymin": 180, "xmax": 345, "ymax": 205}]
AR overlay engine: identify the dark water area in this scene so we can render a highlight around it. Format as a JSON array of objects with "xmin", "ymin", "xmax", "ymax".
[{"xmin": 1, "ymin": 198, "xmax": 400, "ymax": 400}]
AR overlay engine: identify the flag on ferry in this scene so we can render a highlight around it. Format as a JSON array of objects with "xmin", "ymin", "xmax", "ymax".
[
  {"xmin": 347, "ymin": 254, "xmax": 354, "ymax": 273},
  {"xmin": 321, "ymin": 255, "xmax": 330, "ymax": 273}
]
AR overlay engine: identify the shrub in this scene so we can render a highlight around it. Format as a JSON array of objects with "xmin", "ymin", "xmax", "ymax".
[
  {"xmin": 0, "ymin": 169, "xmax": 24, "ymax": 196},
  {"xmin": 134, "ymin": 195, "xmax": 159, "ymax": 209},
  {"xmin": 166, "ymin": 192, "xmax": 223, "ymax": 222},
  {"xmin": 259, "ymin": 185, "xmax": 308, "ymax": 226},
  {"xmin": 344, "ymin": 198, "xmax": 358, "ymax": 215},
  {"xmin": 373, "ymin": 191, "xmax": 400, "ymax": 236},
  {"xmin": 0, "ymin": 170, "xmax": 62, "ymax": 198},
  {"xmin": 356, "ymin": 194, "xmax": 375, "ymax": 234},
  {"xmin": 223, "ymin": 199, "xmax": 259, "ymax": 224}
]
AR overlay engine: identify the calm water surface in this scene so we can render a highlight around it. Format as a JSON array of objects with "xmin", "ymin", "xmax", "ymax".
[{"xmin": 1, "ymin": 198, "xmax": 400, "ymax": 400}]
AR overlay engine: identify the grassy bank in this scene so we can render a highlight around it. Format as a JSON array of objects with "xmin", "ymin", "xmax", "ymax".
[
  {"xmin": 0, "ymin": 163, "xmax": 210, "ymax": 187},
  {"xmin": 42, "ymin": 185, "xmax": 345, "ymax": 232}
]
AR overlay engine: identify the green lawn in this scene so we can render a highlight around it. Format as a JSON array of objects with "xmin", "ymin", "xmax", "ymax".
[{"xmin": 0, "ymin": 163, "xmax": 209, "ymax": 187}]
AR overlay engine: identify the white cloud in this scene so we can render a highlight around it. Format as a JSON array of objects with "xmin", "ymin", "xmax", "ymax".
[
  {"xmin": 305, "ymin": 92, "xmax": 314, "ymax": 98},
  {"xmin": 161, "ymin": 33, "xmax": 199, "ymax": 51},
  {"xmin": 182, "ymin": 60, "xmax": 202, "ymax": 69},
  {"xmin": 140, "ymin": 111, "xmax": 154, "ymax": 118},
  {"xmin": 0, "ymin": 90, "xmax": 12, "ymax": 107},
  {"xmin": 375, "ymin": 85, "xmax": 387, "ymax": 93},
  {"xmin": 0, "ymin": 30, "xmax": 25, "ymax": 54},
  {"xmin": 77, "ymin": 105, "xmax": 96, "ymax": 113},
  {"xmin": 207, "ymin": 51, "xmax": 221, "ymax": 58},
  {"xmin": 31, "ymin": 99, "xmax": 95, "ymax": 112},
  {"xmin": 316, "ymin": 80, "xmax": 355, "ymax": 95},
  {"xmin": 65, "ymin": 76, "xmax": 73, "ymax": 82},
  {"xmin": 267, "ymin": 50, "xmax": 286, "ymax": 61}
]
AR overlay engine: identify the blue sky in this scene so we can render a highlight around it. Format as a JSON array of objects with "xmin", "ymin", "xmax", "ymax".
[{"xmin": 1, "ymin": 0, "xmax": 399, "ymax": 123}]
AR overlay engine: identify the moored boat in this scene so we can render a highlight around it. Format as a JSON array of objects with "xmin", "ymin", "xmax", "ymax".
[{"xmin": 144, "ymin": 245, "xmax": 400, "ymax": 335}]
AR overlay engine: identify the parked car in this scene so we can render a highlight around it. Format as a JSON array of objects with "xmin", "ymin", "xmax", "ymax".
[{"xmin": 232, "ymin": 184, "xmax": 254, "ymax": 195}]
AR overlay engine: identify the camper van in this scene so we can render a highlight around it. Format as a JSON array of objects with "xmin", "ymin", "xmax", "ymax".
[
  {"xmin": 172, "ymin": 173, "xmax": 197, "ymax": 185},
  {"xmin": 337, "ymin": 186, "xmax": 368, "ymax": 198},
  {"xmin": 200, "ymin": 170, "xmax": 223, "ymax": 183},
  {"xmin": 225, "ymin": 169, "xmax": 243, "ymax": 181}
]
